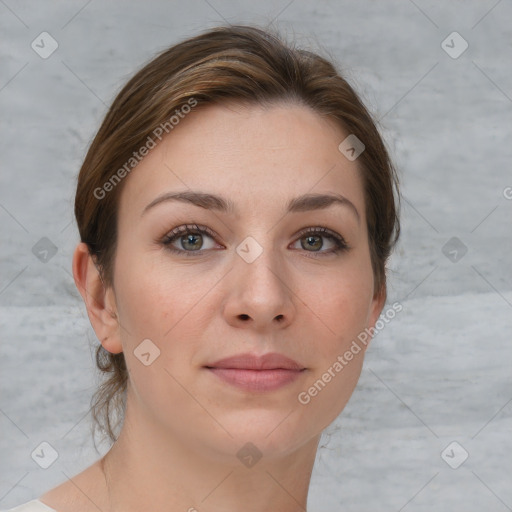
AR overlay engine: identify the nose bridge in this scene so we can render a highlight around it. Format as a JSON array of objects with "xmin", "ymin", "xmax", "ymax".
[
  {"xmin": 226, "ymin": 231, "xmax": 295, "ymax": 325},
  {"xmin": 235, "ymin": 233, "xmax": 287, "ymax": 292}
]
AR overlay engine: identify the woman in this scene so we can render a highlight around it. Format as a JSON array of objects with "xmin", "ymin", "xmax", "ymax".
[{"xmin": 5, "ymin": 24, "xmax": 399, "ymax": 512}]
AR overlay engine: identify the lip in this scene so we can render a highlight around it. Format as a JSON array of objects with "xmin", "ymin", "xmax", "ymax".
[{"xmin": 204, "ymin": 352, "xmax": 306, "ymax": 392}]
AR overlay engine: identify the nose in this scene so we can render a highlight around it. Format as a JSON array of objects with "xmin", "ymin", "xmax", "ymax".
[{"xmin": 222, "ymin": 244, "xmax": 296, "ymax": 331}]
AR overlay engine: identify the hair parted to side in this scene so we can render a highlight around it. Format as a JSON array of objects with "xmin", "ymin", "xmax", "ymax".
[{"xmin": 74, "ymin": 24, "xmax": 400, "ymax": 448}]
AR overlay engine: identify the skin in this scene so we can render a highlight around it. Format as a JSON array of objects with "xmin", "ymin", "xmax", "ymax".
[{"xmin": 41, "ymin": 102, "xmax": 385, "ymax": 512}]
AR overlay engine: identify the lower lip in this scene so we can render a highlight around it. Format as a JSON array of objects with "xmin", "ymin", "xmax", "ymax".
[{"xmin": 206, "ymin": 367, "xmax": 305, "ymax": 392}]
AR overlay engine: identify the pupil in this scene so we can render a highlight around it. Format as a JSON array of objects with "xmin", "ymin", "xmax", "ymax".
[
  {"xmin": 304, "ymin": 235, "xmax": 321, "ymax": 251},
  {"xmin": 184, "ymin": 234, "xmax": 201, "ymax": 250}
]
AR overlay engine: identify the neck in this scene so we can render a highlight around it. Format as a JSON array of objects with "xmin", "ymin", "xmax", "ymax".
[{"xmin": 100, "ymin": 389, "xmax": 321, "ymax": 512}]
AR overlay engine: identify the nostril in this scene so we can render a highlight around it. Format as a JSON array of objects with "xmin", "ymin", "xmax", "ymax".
[{"xmin": 239, "ymin": 314, "xmax": 250, "ymax": 320}]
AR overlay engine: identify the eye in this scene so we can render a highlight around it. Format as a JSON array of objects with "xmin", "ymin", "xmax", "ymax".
[
  {"xmin": 161, "ymin": 224, "xmax": 220, "ymax": 255},
  {"xmin": 290, "ymin": 227, "xmax": 349, "ymax": 256},
  {"xmin": 161, "ymin": 224, "xmax": 349, "ymax": 257}
]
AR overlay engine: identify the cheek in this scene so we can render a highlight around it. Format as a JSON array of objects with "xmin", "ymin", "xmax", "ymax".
[
  {"xmin": 295, "ymin": 291, "xmax": 371, "ymax": 429},
  {"xmin": 293, "ymin": 256, "xmax": 374, "ymax": 421},
  {"xmin": 113, "ymin": 247, "xmax": 215, "ymax": 338},
  {"xmin": 111, "ymin": 251, "xmax": 209, "ymax": 405},
  {"xmin": 300, "ymin": 261, "xmax": 374, "ymax": 351}
]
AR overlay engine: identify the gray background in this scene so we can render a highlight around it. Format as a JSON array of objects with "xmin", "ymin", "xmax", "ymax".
[{"xmin": 1, "ymin": 1, "xmax": 511, "ymax": 511}]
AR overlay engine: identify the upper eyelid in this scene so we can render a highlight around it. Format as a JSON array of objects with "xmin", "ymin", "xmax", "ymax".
[{"xmin": 163, "ymin": 223, "xmax": 217, "ymax": 240}]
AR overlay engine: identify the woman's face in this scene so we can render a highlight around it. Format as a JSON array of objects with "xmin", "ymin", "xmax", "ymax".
[{"xmin": 108, "ymin": 102, "xmax": 384, "ymax": 462}]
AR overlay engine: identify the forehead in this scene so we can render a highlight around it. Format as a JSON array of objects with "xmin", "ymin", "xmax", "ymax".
[{"xmin": 118, "ymin": 102, "xmax": 366, "ymax": 222}]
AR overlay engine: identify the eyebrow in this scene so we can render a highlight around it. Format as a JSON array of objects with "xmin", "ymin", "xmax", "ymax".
[{"xmin": 142, "ymin": 190, "xmax": 360, "ymax": 223}]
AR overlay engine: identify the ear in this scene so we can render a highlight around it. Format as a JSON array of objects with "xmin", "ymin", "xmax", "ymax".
[
  {"xmin": 72, "ymin": 242, "xmax": 123, "ymax": 354},
  {"xmin": 365, "ymin": 283, "xmax": 387, "ymax": 349}
]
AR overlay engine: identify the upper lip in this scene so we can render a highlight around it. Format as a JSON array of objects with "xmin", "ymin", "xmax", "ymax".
[{"xmin": 205, "ymin": 352, "xmax": 305, "ymax": 371}]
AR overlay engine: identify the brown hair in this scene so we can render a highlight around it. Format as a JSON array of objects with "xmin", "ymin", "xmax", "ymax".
[{"xmin": 74, "ymin": 24, "xmax": 400, "ymax": 448}]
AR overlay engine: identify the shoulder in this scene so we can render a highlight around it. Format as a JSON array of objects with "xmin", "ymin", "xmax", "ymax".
[
  {"xmin": 0, "ymin": 500, "xmax": 57, "ymax": 512},
  {"xmin": 35, "ymin": 459, "xmax": 108, "ymax": 512}
]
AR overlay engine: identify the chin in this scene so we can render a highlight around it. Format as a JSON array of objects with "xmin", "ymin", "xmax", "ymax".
[{"xmin": 215, "ymin": 408, "xmax": 321, "ymax": 456}]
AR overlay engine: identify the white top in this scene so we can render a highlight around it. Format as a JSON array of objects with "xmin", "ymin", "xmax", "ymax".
[{"xmin": 1, "ymin": 500, "xmax": 57, "ymax": 512}]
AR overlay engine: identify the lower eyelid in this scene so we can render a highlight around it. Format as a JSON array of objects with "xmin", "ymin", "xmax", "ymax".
[{"xmin": 163, "ymin": 236, "xmax": 347, "ymax": 256}]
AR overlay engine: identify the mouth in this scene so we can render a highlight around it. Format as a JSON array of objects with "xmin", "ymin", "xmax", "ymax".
[{"xmin": 204, "ymin": 352, "xmax": 307, "ymax": 392}]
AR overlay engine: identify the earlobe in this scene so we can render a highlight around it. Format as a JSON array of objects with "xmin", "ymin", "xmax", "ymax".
[{"xmin": 72, "ymin": 243, "xmax": 123, "ymax": 355}]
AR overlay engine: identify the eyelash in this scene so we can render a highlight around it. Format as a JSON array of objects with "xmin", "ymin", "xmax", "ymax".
[{"xmin": 161, "ymin": 223, "xmax": 349, "ymax": 258}]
